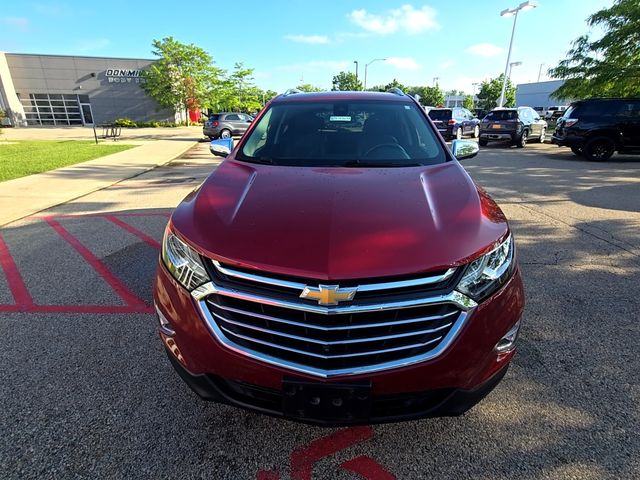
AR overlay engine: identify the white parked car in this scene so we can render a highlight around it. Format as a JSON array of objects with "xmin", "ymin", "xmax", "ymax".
[{"xmin": 544, "ymin": 106, "xmax": 567, "ymax": 120}]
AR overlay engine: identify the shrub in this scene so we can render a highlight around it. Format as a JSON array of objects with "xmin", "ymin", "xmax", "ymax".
[{"xmin": 113, "ymin": 117, "xmax": 137, "ymax": 127}]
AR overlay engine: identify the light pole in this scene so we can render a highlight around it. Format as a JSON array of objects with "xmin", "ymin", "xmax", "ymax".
[
  {"xmin": 508, "ymin": 61, "xmax": 522, "ymax": 79},
  {"xmin": 472, "ymin": 82, "xmax": 479, "ymax": 109},
  {"xmin": 353, "ymin": 61, "xmax": 359, "ymax": 83},
  {"xmin": 364, "ymin": 58, "xmax": 386, "ymax": 90},
  {"xmin": 497, "ymin": 1, "xmax": 537, "ymax": 107},
  {"xmin": 433, "ymin": 77, "xmax": 439, "ymax": 87},
  {"xmin": 537, "ymin": 63, "xmax": 545, "ymax": 82}
]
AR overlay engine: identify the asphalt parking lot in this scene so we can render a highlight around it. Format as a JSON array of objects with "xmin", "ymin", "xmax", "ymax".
[{"xmin": 1, "ymin": 141, "xmax": 638, "ymax": 479}]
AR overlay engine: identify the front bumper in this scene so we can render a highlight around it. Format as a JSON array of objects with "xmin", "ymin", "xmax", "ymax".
[
  {"xmin": 155, "ymin": 263, "xmax": 524, "ymax": 424},
  {"xmin": 165, "ymin": 346, "xmax": 509, "ymax": 426}
]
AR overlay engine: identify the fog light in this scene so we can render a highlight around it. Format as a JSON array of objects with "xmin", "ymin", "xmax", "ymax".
[
  {"xmin": 155, "ymin": 303, "xmax": 175, "ymax": 336},
  {"xmin": 495, "ymin": 320, "xmax": 521, "ymax": 353}
]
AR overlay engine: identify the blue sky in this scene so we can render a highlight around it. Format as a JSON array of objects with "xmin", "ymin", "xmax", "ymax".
[{"xmin": 0, "ymin": 0, "xmax": 612, "ymax": 93}]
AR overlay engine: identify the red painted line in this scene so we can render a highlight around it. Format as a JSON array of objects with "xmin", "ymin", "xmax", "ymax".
[
  {"xmin": 290, "ymin": 426, "xmax": 374, "ymax": 480},
  {"xmin": 105, "ymin": 215, "xmax": 161, "ymax": 250},
  {"xmin": 340, "ymin": 456, "xmax": 396, "ymax": 480},
  {"xmin": 0, "ymin": 233, "xmax": 34, "ymax": 308},
  {"xmin": 32, "ymin": 211, "xmax": 171, "ymax": 219},
  {"xmin": 0, "ymin": 304, "xmax": 21, "ymax": 312},
  {"xmin": 0, "ymin": 304, "xmax": 154, "ymax": 314},
  {"xmin": 45, "ymin": 217, "xmax": 148, "ymax": 308}
]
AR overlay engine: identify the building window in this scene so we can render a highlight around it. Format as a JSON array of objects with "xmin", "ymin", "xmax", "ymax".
[{"xmin": 19, "ymin": 93, "xmax": 86, "ymax": 126}]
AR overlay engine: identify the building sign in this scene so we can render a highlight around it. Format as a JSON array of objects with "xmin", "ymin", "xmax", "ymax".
[{"xmin": 105, "ymin": 68, "xmax": 146, "ymax": 84}]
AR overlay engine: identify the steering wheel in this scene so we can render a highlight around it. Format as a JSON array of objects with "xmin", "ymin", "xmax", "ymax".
[{"xmin": 363, "ymin": 143, "xmax": 410, "ymax": 159}]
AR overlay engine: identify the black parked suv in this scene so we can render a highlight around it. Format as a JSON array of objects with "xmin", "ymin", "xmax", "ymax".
[
  {"xmin": 428, "ymin": 107, "xmax": 480, "ymax": 140},
  {"xmin": 203, "ymin": 112, "xmax": 253, "ymax": 139},
  {"xmin": 479, "ymin": 107, "xmax": 547, "ymax": 148},
  {"xmin": 552, "ymin": 98, "xmax": 640, "ymax": 161}
]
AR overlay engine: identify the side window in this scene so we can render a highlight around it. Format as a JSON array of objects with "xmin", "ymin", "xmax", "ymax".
[
  {"xmin": 226, "ymin": 114, "xmax": 240, "ymax": 121},
  {"xmin": 620, "ymin": 102, "xmax": 640, "ymax": 118},
  {"xmin": 530, "ymin": 108, "xmax": 540, "ymax": 121}
]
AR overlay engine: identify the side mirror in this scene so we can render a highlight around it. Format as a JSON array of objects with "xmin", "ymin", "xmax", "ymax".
[
  {"xmin": 210, "ymin": 138, "xmax": 234, "ymax": 158},
  {"xmin": 451, "ymin": 139, "xmax": 479, "ymax": 160}
]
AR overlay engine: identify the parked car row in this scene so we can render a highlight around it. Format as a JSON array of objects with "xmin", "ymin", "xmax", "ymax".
[{"xmin": 552, "ymin": 98, "xmax": 640, "ymax": 161}]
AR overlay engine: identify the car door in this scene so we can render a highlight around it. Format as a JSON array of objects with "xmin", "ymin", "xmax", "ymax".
[
  {"xmin": 224, "ymin": 114, "xmax": 241, "ymax": 134},
  {"xmin": 618, "ymin": 100, "xmax": 640, "ymax": 148},
  {"xmin": 239, "ymin": 114, "xmax": 252, "ymax": 134}
]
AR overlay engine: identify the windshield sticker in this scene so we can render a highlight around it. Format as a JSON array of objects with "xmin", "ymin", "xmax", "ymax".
[{"xmin": 329, "ymin": 115, "xmax": 352, "ymax": 122}]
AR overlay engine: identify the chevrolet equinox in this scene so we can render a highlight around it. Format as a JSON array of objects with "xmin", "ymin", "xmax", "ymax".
[{"xmin": 154, "ymin": 90, "xmax": 525, "ymax": 425}]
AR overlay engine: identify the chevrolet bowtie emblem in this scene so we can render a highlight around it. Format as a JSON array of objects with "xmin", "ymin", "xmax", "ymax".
[{"xmin": 300, "ymin": 284, "xmax": 358, "ymax": 306}]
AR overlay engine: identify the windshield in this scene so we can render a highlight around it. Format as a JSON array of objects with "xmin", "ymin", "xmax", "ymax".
[
  {"xmin": 428, "ymin": 109, "xmax": 452, "ymax": 121},
  {"xmin": 238, "ymin": 100, "xmax": 447, "ymax": 167},
  {"xmin": 485, "ymin": 110, "xmax": 517, "ymax": 121}
]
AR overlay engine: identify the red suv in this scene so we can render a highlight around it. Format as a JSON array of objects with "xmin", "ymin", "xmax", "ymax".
[{"xmin": 154, "ymin": 90, "xmax": 525, "ymax": 425}]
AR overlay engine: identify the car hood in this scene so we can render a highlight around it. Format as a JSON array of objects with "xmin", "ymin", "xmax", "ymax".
[{"xmin": 171, "ymin": 159, "xmax": 508, "ymax": 281}]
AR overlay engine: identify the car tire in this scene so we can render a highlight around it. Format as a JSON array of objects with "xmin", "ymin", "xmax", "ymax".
[
  {"xmin": 516, "ymin": 130, "xmax": 528, "ymax": 148},
  {"xmin": 473, "ymin": 125, "xmax": 480, "ymax": 138},
  {"xmin": 570, "ymin": 146, "xmax": 583, "ymax": 156},
  {"xmin": 583, "ymin": 136, "xmax": 615, "ymax": 161},
  {"xmin": 220, "ymin": 129, "xmax": 232, "ymax": 139},
  {"xmin": 456, "ymin": 127, "xmax": 462, "ymax": 140},
  {"xmin": 479, "ymin": 138, "xmax": 488, "ymax": 147},
  {"xmin": 539, "ymin": 127, "xmax": 546, "ymax": 143}
]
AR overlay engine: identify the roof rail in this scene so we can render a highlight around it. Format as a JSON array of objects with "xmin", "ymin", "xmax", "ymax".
[
  {"xmin": 386, "ymin": 87, "xmax": 406, "ymax": 96},
  {"xmin": 282, "ymin": 88, "xmax": 302, "ymax": 96}
]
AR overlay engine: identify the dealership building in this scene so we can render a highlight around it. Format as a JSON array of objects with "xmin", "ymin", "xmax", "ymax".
[
  {"xmin": 0, "ymin": 52, "xmax": 174, "ymax": 127},
  {"xmin": 515, "ymin": 79, "xmax": 569, "ymax": 109}
]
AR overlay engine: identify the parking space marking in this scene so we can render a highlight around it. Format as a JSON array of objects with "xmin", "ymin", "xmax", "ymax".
[
  {"xmin": 0, "ymin": 212, "xmax": 171, "ymax": 314},
  {"xmin": 45, "ymin": 216, "xmax": 148, "ymax": 309},
  {"xmin": 257, "ymin": 426, "xmax": 395, "ymax": 480},
  {"xmin": 105, "ymin": 215, "xmax": 162, "ymax": 250},
  {"xmin": 0, "ymin": 232, "xmax": 34, "ymax": 309}
]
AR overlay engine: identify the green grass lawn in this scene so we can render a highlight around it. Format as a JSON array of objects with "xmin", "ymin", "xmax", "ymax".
[{"xmin": 0, "ymin": 140, "xmax": 135, "ymax": 182}]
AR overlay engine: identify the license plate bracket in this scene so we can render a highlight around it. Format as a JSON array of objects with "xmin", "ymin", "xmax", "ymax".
[{"xmin": 282, "ymin": 378, "xmax": 372, "ymax": 422}]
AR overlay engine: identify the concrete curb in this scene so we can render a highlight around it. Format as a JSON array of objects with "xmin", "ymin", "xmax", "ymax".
[{"xmin": 0, "ymin": 140, "xmax": 197, "ymax": 227}]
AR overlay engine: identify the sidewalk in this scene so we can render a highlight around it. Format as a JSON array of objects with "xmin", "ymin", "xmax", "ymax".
[{"xmin": 0, "ymin": 139, "xmax": 197, "ymax": 226}]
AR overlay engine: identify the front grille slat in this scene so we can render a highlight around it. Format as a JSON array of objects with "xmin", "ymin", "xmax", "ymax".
[
  {"xmin": 218, "ymin": 325, "xmax": 445, "ymax": 359},
  {"xmin": 210, "ymin": 300, "xmax": 457, "ymax": 331},
  {"xmin": 212, "ymin": 309, "xmax": 453, "ymax": 346},
  {"xmin": 196, "ymin": 260, "xmax": 474, "ymax": 376}
]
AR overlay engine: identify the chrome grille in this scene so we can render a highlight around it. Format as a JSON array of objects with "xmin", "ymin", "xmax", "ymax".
[{"xmin": 192, "ymin": 262, "xmax": 476, "ymax": 378}]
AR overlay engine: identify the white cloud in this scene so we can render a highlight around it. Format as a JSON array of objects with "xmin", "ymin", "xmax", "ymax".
[
  {"xmin": 278, "ymin": 60, "xmax": 352, "ymax": 72},
  {"xmin": 385, "ymin": 57, "xmax": 420, "ymax": 70},
  {"xmin": 284, "ymin": 34, "xmax": 330, "ymax": 45},
  {"xmin": 348, "ymin": 5, "xmax": 439, "ymax": 35},
  {"xmin": 440, "ymin": 60, "xmax": 454, "ymax": 70},
  {"xmin": 74, "ymin": 38, "xmax": 111, "ymax": 52},
  {"xmin": 2, "ymin": 16, "xmax": 29, "ymax": 31},
  {"xmin": 465, "ymin": 43, "xmax": 504, "ymax": 57}
]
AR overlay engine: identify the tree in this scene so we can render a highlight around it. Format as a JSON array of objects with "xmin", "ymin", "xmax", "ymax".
[
  {"xmin": 445, "ymin": 89, "xmax": 464, "ymax": 96},
  {"xmin": 296, "ymin": 83, "xmax": 323, "ymax": 92},
  {"xmin": 407, "ymin": 85, "xmax": 445, "ymax": 107},
  {"xmin": 549, "ymin": 0, "xmax": 640, "ymax": 99},
  {"xmin": 142, "ymin": 37, "xmax": 221, "ymax": 125},
  {"xmin": 476, "ymin": 75, "xmax": 516, "ymax": 110},
  {"xmin": 463, "ymin": 95, "xmax": 474, "ymax": 110},
  {"xmin": 383, "ymin": 79, "xmax": 407, "ymax": 92},
  {"xmin": 331, "ymin": 71, "xmax": 363, "ymax": 91}
]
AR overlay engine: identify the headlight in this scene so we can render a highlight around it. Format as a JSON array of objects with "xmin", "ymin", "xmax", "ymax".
[
  {"xmin": 456, "ymin": 234, "xmax": 514, "ymax": 302},
  {"xmin": 161, "ymin": 227, "xmax": 210, "ymax": 291}
]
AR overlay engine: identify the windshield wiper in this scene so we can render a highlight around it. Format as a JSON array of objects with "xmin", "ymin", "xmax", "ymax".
[
  {"xmin": 341, "ymin": 160, "xmax": 422, "ymax": 168},
  {"xmin": 242, "ymin": 157, "xmax": 275, "ymax": 165}
]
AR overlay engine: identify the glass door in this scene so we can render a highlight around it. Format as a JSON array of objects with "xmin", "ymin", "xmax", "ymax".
[{"xmin": 78, "ymin": 95, "xmax": 94, "ymax": 125}]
